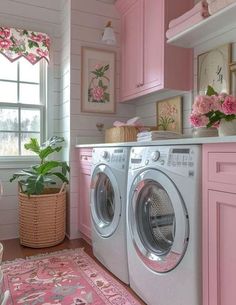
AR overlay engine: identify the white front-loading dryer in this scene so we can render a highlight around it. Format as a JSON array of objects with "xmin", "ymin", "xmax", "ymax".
[
  {"xmin": 90, "ymin": 147, "xmax": 130, "ymax": 284},
  {"xmin": 127, "ymin": 145, "xmax": 202, "ymax": 305}
]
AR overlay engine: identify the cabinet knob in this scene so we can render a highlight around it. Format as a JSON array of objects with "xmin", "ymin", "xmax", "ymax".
[{"xmin": 137, "ymin": 83, "xmax": 144, "ymax": 87}]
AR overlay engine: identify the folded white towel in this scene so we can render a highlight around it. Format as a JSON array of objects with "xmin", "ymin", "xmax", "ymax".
[
  {"xmin": 137, "ymin": 131, "xmax": 184, "ymax": 142},
  {"xmin": 207, "ymin": 0, "xmax": 235, "ymax": 15},
  {"xmin": 169, "ymin": 0, "xmax": 209, "ymax": 28}
]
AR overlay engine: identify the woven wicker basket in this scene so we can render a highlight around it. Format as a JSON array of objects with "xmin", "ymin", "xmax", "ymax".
[
  {"xmin": 105, "ymin": 126, "xmax": 139, "ymax": 143},
  {"xmin": 18, "ymin": 183, "xmax": 66, "ymax": 248}
]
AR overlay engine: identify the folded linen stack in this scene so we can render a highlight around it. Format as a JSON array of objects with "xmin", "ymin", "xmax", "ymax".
[
  {"xmin": 207, "ymin": 0, "xmax": 235, "ymax": 15},
  {"xmin": 166, "ymin": 0, "xmax": 210, "ymax": 39},
  {"xmin": 137, "ymin": 131, "xmax": 184, "ymax": 142}
]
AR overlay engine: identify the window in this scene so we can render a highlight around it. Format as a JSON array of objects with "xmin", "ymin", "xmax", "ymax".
[{"xmin": 0, "ymin": 56, "xmax": 47, "ymax": 156}]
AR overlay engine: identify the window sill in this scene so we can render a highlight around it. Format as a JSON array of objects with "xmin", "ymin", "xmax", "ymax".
[{"xmin": 0, "ymin": 156, "xmax": 39, "ymax": 169}]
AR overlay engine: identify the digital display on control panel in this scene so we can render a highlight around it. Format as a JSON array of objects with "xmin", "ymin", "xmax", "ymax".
[
  {"xmin": 114, "ymin": 149, "xmax": 123, "ymax": 153},
  {"xmin": 131, "ymin": 158, "xmax": 142, "ymax": 164},
  {"xmin": 172, "ymin": 149, "xmax": 190, "ymax": 154}
]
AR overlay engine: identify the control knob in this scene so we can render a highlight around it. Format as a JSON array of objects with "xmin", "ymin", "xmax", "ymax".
[
  {"xmin": 101, "ymin": 151, "xmax": 109, "ymax": 159},
  {"xmin": 151, "ymin": 151, "xmax": 160, "ymax": 161}
]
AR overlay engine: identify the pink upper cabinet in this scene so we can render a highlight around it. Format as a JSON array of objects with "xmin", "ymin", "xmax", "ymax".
[{"xmin": 116, "ymin": 0, "xmax": 193, "ymax": 102}]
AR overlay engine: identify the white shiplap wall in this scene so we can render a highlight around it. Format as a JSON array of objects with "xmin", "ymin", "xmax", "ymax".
[
  {"xmin": 0, "ymin": 0, "xmax": 62, "ymax": 240},
  {"xmin": 68, "ymin": 0, "xmax": 136, "ymax": 238},
  {"xmin": 59, "ymin": 0, "xmax": 72, "ymax": 237},
  {"xmin": 134, "ymin": 90, "xmax": 193, "ymax": 136}
]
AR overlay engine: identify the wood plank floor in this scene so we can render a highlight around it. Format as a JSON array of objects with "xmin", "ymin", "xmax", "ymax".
[{"xmin": 1, "ymin": 237, "xmax": 146, "ymax": 305}]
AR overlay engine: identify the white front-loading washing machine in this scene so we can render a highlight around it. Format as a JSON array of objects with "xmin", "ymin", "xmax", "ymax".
[
  {"xmin": 90, "ymin": 147, "xmax": 130, "ymax": 284},
  {"xmin": 127, "ymin": 145, "xmax": 202, "ymax": 305}
]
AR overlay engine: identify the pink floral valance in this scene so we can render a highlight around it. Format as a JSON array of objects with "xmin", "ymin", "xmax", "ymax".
[{"xmin": 0, "ymin": 27, "xmax": 50, "ymax": 65}]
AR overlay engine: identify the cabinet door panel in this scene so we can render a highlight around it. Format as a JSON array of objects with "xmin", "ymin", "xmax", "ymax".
[
  {"xmin": 121, "ymin": 0, "xmax": 144, "ymax": 98},
  {"xmin": 78, "ymin": 171, "xmax": 92, "ymax": 239},
  {"xmin": 208, "ymin": 190, "xmax": 236, "ymax": 305},
  {"xmin": 143, "ymin": 0, "xmax": 163, "ymax": 89},
  {"xmin": 208, "ymin": 152, "xmax": 236, "ymax": 186}
]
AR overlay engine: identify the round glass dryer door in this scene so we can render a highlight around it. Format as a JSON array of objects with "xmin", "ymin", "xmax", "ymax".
[
  {"xmin": 91, "ymin": 165, "xmax": 121, "ymax": 237},
  {"xmin": 129, "ymin": 169, "xmax": 189, "ymax": 273}
]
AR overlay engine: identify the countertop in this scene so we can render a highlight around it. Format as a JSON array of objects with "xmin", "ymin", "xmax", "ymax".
[{"xmin": 75, "ymin": 135, "xmax": 236, "ymax": 148}]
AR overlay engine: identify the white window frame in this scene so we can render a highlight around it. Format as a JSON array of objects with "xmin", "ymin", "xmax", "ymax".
[{"xmin": 0, "ymin": 59, "xmax": 47, "ymax": 164}]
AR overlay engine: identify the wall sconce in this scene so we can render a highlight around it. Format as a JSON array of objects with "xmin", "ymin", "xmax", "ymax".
[
  {"xmin": 102, "ymin": 21, "xmax": 116, "ymax": 45},
  {"xmin": 96, "ymin": 122, "xmax": 104, "ymax": 132}
]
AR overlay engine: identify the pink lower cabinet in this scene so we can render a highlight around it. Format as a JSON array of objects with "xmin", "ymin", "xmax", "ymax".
[
  {"xmin": 78, "ymin": 148, "xmax": 92, "ymax": 241},
  {"xmin": 203, "ymin": 143, "xmax": 236, "ymax": 305}
]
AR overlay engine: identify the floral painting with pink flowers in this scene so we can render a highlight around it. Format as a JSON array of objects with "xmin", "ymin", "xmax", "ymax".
[
  {"xmin": 156, "ymin": 96, "xmax": 183, "ymax": 133},
  {"xmin": 81, "ymin": 47, "xmax": 115, "ymax": 113},
  {"xmin": 88, "ymin": 61, "xmax": 110, "ymax": 103}
]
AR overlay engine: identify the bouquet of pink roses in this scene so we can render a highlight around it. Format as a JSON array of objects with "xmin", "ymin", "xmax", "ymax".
[{"xmin": 189, "ymin": 86, "xmax": 236, "ymax": 128}]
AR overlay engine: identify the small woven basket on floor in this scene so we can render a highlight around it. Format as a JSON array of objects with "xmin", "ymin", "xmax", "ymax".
[{"xmin": 18, "ymin": 183, "xmax": 66, "ymax": 248}]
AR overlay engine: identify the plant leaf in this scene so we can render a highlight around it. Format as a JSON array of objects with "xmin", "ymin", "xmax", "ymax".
[
  {"xmin": 206, "ymin": 85, "xmax": 218, "ymax": 96},
  {"xmin": 61, "ymin": 161, "xmax": 70, "ymax": 175},
  {"xmin": 9, "ymin": 170, "xmax": 37, "ymax": 182},
  {"xmin": 103, "ymin": 64, "xmax": 109, "ymax": 72},
  {"xmin": 37, "ymin": 161, "xmax": 62, "ymax": 175},
  {"xmin": 49, "ymin": 172, "xmax": 69, "ymax": 184},
  {"xmin": 41, "ymin": 136, "xmax": 65, "ymax": 148},
  {"xmin": 39, "ymin": 146, "xmax": 61, "ymax": 161},
  {"xmin": 25, "ymin": 175, "xmax": 44, "ymax": 195},
  {"xmin": 24, "ymin": 138, "xmax": 40, "ymax": 154}
]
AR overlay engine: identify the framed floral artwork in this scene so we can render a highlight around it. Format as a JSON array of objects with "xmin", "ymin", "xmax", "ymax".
[
  {"xmin": 156, "ymin": 96, "xmax": 183, "ymax": 133},
  {"xmin": 197, "ymin": 44, "xmax": 231, "ymax": 94},
  {"xmin": 230, "ymin": 62, "xmax": 236, "ymax": 96},
  {"xmin": 81, "ymin": 47, "xmax": 116, "ymax": 114}
]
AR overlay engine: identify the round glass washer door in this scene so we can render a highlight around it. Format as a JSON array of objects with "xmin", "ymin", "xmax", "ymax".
[
  {"xmin": 129, "ymin": 169, "xmax": 189, "ymax": 273},
  {"xmin": 90, "ymin": 164, "xmax": 121, "ymax": 238}
]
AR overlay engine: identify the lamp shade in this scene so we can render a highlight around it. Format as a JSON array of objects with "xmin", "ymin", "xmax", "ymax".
[{"xmin": 102, "ymin": 22, "xmax": 116, "ymax": 45}]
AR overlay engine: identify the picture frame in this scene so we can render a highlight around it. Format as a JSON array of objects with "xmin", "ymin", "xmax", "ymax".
[
  {"xmin": 156, "ymin": 96, "xmax": 183, "ymax": 133},
  {"xmin": 197, "ymin": 43, "xmax": 231, "ymax": 94},
  {"xmin": 230, "ymin": 62, "xmax": 236, "ymax": 96},
  {"xmin": 81, "ymin": 47, "xmax": 116, "ymax": 114}
]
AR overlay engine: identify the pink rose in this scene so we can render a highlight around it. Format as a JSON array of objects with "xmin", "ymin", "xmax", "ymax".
[
  {"xmin": 92, "ymin": 86, "xmax": 104, "ymax": 101},
  {"xmin": 193, "ymin": 95, "xmax": 214, "ymax": 114},
  {"xmin": 221, "ymin": 95, "xmax": 236, "ymax": 115},
  {"xmin": 36, "ymin": 48, "xmax": 48, "ymax": 57},
  {"xmin": 0, "ymin": 28, "xmax": 10, "ymax": 38},
  {"xmin": 44, "ymin": 37, "xmax": 51, "ymax": 49},
  {"xmin": 210, "ymin": 95, "xmax": 222, "ymax": 111},
  {"xmin": 189, "ymin": 113, "xmax": 209, "ymax": 127},
  {"xmin": 218, "ymin": 92, "xmax": 228, "ymax": 101},
  {"xmin": 30, "ymin": 33, "xmax": 44, "ymax": 42},
  {"xmin": 27, "ymin": 53, "xmax": 37, "ymax": 64},
  {"xmin": 0, "ymin": 38, "xmax": 12, "ymax": 49},
  {"xmin": 94, "ymin": 64, "xmax": 102, "ymax": 70}
]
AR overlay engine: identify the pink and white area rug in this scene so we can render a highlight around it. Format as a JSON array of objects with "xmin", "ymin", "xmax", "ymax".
[{"xmin": 2, "ymin": 248, "xmax": 142, "ymax": 305}]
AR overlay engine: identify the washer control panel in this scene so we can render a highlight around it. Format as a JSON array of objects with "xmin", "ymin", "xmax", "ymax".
[
  {"xmin": 130, "ymin": 146, "xmax": 199, "ymax": 176},
  {"xmin": 92, "ymin": 147, "xmax": 129, "ymax": 170}
]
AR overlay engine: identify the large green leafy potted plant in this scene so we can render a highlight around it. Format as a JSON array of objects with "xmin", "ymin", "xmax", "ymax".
[{"xmin": 10, "ymin": 136, "xmax": 70, "ymax": 248}]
